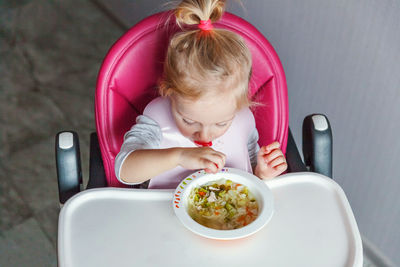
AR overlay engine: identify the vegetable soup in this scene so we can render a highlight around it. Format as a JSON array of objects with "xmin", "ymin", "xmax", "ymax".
[{"xmin": 187, "ymin": 179, "xmax": 258, "ymax": 230}]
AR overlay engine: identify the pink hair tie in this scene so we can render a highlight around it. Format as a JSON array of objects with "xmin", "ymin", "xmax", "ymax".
[{"xmin": 198, "ymin": 19, "xmax": 213, "ymax": 31}]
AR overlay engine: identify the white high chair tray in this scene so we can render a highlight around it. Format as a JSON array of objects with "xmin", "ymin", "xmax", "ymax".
[{"xmin": 58, "ymin": 172, "xmax": 363, "ymax": 267}]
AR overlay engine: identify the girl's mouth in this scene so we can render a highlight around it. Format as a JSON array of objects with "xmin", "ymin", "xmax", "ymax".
[{"xmin": 194, "ymin": 140, "xmax": 212, "ymax": 147}]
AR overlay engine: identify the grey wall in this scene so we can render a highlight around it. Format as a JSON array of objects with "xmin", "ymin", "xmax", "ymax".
[{"xmin": 96, "ymin": 0, "xmax": 400, "ymax": 265}]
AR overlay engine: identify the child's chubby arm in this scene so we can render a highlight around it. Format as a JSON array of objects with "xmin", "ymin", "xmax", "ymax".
[
  {"xmin": 120, "ymin": 147, "xmax": 226, "ymax": 184},
  {"xmin": 254, "ymin": 141, "xmax": 288, "ymax": 180}
]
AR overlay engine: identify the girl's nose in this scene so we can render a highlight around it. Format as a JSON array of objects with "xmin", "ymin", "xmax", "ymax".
[{"xmin": 196, "ymin": 128, "xmax": 212, "ymax": 142}]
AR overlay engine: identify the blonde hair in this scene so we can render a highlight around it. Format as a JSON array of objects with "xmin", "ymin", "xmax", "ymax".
[{"xmin": 158, "ymin": 0, "xmax": 253, "ymax": 109}]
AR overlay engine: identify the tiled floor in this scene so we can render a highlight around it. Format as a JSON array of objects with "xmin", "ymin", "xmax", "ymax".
[
  {"xmin": 0, "ymin": 1, "xmax": 384, "ymax": 266},
  {"xmin": 0, "ymin": 0, "xmax": 122, "ymax": 266}
]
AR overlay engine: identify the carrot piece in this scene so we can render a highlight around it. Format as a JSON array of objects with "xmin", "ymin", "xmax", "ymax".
[
  {"xmin": 237, "ymin": 215, "xmax": 246, "ymax": 222},
  {"xmin": 199, "ymin": 191, "xmax": 206, "ymax": 196},
  {"xmin": 215, "ymin": 211, "xmax": 220, "ymax": 215},
  {"xmin": 246, "ymin": 207, "xmax": 254, "ymax": 216}
]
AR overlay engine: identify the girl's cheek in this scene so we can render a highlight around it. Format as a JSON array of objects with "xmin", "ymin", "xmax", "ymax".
[
  {"xmin": 176, "ymin": 122, "xmax": 194, "ymax": 138},
  {"xmin": 211, "ymin": 126, "xmax": 229, "ymax": 140}
]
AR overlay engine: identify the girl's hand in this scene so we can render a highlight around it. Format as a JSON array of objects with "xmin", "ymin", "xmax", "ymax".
[
  {"xmin": 255, "ymin": 141, "xmax": 287, "ymax": 180},
  {"xmin": 177, "ymin": 147, "xmax": 226, "ymax": 173}
]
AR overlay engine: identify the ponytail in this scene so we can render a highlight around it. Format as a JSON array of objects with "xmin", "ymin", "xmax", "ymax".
[{"xmin": 175, "ymin": 0, "xmax": 226, "ymax": 28}]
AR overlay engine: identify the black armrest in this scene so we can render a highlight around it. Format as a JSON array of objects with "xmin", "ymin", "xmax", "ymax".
[
  {"xmin": 302, "ymin": 114, "xmax": 333, "ymax": 178},
  {"xmin": 87, "ymin": 132, "xmax": 107, "ymax": 189},
  {"xmin": 55, "ymin": 131, "xmax": 82, "ymax": 204},
  {"xmin": 286, "ymin": 128, "xmax": 308, "ymax": 173}
]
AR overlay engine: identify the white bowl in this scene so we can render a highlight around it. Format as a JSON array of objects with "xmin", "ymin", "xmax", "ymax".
[{"xmin": 173, "ymin": 167, "xmax": 274, "ymax": 240}]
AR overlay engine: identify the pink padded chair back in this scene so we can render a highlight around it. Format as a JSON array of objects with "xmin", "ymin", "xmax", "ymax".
[{"xmin": 95, "ymin": 11, "xmax": 288, "ymax": 187}]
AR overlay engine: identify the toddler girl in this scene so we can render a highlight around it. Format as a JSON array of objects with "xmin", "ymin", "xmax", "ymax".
[{"xmin": 115, "ymin": 0, "xmax": 287, "ymax": 189}]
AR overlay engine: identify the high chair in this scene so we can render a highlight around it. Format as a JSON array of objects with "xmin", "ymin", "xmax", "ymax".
[
  {"xmin": 55, "ymin": 10, "xmax": 332, "ymax": 201},
  {"xmin": 55, "ymin": 11, "xmax": 364, "ymax": 267}
]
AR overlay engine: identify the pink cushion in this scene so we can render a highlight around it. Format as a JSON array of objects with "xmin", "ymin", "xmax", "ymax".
[{"xmin": 95, "ymin": 11, "xmax": 288, "ymax": 187}]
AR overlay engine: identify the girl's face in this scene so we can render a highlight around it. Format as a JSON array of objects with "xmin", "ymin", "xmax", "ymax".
[{"xmin": 171, "ymin": 93, "xmax": 238, "ymax": 144}]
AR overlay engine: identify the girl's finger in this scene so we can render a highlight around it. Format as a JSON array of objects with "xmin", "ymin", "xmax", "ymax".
[
  {"xmin": 203, "ymin": 153, "xmax": 225, "ymax": 169},
  {"xmin": 265, "ymin": 149, "xmax": 284, "ymax": 163},
  {"xmin": 213, "ymin": 156, "xmax": 225, "ymax": 172},
  {"xmin": 213, "ymin": 152, "xmax": 226, "ymax": 167},
  {"xmin": 265, "ymin": 141, "xmax": 280, "ymax": 153},
  {"xmin": 268, "ymin": 156, "xmax": 286, "ymax": 168},
  {"xmin": 274, "ymin": 162, "xmax": 288, "ymax": 173},
  {"xmin": 204, "ymin": 148, "xmax": 226, "ymax": 167},
  {"xmin": 203, "ymin": 159, "xmax": 219, "ymax": 173},
  {"xmin": 257, "ymin": 146, "xmax": 268, "ymax": 157},
  {"xmin": 217, "ymin": 151, "xmax": 227, "ymax": 159}
]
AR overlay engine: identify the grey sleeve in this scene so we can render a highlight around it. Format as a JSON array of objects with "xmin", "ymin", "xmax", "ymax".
[
  {"xmin": 248, "ymin": 127, "xmax": 260, "ymax": 171},
  {"xmin": 114, "ymin": 115, "xmax": 162, "ymax": 184}
]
